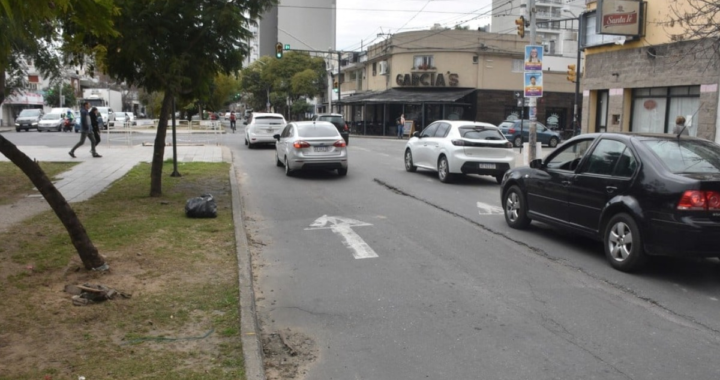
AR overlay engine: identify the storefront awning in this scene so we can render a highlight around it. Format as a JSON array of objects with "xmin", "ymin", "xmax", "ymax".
[
  {"xmin": 2, "ymin": 91, "xmax": 44, "ymax": 106},
  {"xmin": 341, "ymin": 88, "xmax": 475, "ymax": 105}
]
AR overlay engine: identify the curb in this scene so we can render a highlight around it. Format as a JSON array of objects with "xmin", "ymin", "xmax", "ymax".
[{"xmin": 229, "ymin": 154, "xmax": 266, "ymax": 380}]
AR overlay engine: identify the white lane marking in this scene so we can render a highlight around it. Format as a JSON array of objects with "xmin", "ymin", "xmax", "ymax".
[
  {"xmin": 305, "ymin": 215, "xmax": 378, "ymax": 259},
  {"xmin": 477, "ymin": 201, "xmax": 504, "ymax": 215}
]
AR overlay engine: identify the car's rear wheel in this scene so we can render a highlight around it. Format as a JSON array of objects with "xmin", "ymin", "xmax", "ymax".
[
  {"xmin": 549, "ymin": 137, "xmax": 559, "ymax": 148},
  {"xmin": 337, "ymin": 168, "xmax": 348, "ymax": 176},
  {"xmin": 438, "ymin": 156, "xmax": 454, "ymax": 183},
  {"xmin": 15, "ymin": 128, "xmax": 20, "ymax": 132},
  {"xmin": 604, "ymin": 213, "xmax": 647, "ymax": 272},
  {"xmin": 284, "ymin": 157, "xmax": 293, "ymax": 177},
  {"xmin": 503, "ymin": 185, "xmax": 531, "ymax": 229},
  {"xmin": 513, "ymin": 136, "xmax": 522, "ymax": 147},
  {"xmin": 404, "ymin": 149, "xmax": 417, "ymax": 172},
  {"xmin": 244, "ymin": 137, "xmax": 248, "ymax": 146},
  {"xmin": 275, "ymin": 151, "xmax": 283, "ymax": 167}
]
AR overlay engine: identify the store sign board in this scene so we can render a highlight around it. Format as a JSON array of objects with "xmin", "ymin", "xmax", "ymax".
[
  {"xmin": 597, "ymin": 0, "xmax": 642, "ymax": 36},
  {"xmin": 395, "ymin": 72, "xmax": 459, "ymax": 87}
]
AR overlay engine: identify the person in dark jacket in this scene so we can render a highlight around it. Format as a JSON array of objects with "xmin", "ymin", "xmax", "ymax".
[
  {"xmin": 69, "ymin": 102, "xmax": 101, "ymax": 158},
  {"xmin": 89, "ymin": 107, "xmax": 101, "ymax": 145}
]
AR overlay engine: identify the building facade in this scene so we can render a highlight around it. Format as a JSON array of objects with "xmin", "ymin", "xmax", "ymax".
[
  {"xmin": 255, "ymin": 0, "xmax": 336, "ymax": 60},
  {"xmin": 580, "ymin": 0, "xmax": 720, "ymax": 143},
  {"xmin": 339, "ymin": 29, "xmax": 576, "ymax": 136}
]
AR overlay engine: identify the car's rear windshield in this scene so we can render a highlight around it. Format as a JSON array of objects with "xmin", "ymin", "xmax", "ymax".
[
  {"xmin": 19, "ymin": 109, "xmax": 41, "ymax": 117},
  {"xmin": 42, "ymin": 113, "xmax": 61, "ymax": 120},
  {"xmin": 254, "ymin": 116, "xmax": 284, "ymax": 125},
  {"xmin": 318, "ymin": 116, "xmax": 343, "ymax": 124},
  {"xmin": 298, "ymin": 124, "xmax": 340, "ymax": 138},
  {"xmin": 643, "ymin": 140, "xmax": 720, "ymax": 174},
  {"xmin": 458, "ymin": 126, "xmax": 505, "ymax": 140}
]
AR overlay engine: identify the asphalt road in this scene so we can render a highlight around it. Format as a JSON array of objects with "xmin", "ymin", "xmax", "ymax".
[
  {"xmin": 10, "ymin": 126, "xmax": 720, "ymax": 379},
  {"xmin": 224, "ymin": 129, "xmax": 720, "ymax": 380}
]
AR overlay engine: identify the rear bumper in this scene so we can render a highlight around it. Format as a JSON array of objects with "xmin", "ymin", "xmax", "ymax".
[
  {"xmin": 248, "ymin": 133, "xmax": 277, "ymax": 144},
  {"xmin": 288, "ymin": 156, "xmax": 348, "ymax": 171},
  {"xmin": 644, "ymin": 219, "xmax": 720, "ymax": 257},
  {"xmin": 449, "ymin": 152, "xmax": 515, "ymax": 176}
]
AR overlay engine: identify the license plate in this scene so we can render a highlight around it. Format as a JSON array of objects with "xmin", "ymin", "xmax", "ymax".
[
  {"xmin": 314, "ymin": 146, "xmax": 329, "ymax": 152},
  {"xmin": 479, "ymin": 163, "xmax": 496, "ymax": 169}
]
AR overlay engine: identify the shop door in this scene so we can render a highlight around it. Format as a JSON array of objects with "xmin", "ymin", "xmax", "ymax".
[{"xmin": 595, "ymin": 90, "xmax": 609, "ymax": 133}]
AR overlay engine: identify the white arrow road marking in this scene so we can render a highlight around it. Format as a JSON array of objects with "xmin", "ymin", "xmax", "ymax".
[
  {"xmin": 477, "ymin": 201, "xmax": 504, "ymax": 215},
  {"xmin": 305, "ymin": 215, "xmax": 378, "ymax": 259}
]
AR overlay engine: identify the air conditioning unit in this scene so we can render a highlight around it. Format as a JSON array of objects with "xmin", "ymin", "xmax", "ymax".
[{"xmin": 378, "ymin": 61, "xmax": 388, "ymax": 75}]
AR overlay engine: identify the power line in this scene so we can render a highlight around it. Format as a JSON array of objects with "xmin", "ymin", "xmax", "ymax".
[
  {"xmin": 396, "ymin": 0, "xmax": 435, "ymax": 33},
  {"xmin": 277, "ymin": 4, "xmax": 486, "ymax": 15}
]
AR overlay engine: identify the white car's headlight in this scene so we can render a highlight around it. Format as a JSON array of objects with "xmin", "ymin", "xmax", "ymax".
[
  {"xmin": 14, "ymin": 123, "xmax": 19, "ymax": 126},
  {"xmin": 32, "ymin": 122, "xmax": 38, "ymax": 126}
]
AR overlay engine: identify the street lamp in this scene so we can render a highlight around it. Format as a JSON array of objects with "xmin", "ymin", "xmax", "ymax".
[{"xmin": 563, "ymin": 9, "xmax": 584, "ymax": 137}]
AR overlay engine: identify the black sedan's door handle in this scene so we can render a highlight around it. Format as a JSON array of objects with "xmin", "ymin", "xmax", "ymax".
[
  {"xmin": 606, "ymin": 186, "xmax": 617, "ymax": 193},
  {"xmin": 561, "ymin": 180, "xmax": 572, "ymax": 186}
]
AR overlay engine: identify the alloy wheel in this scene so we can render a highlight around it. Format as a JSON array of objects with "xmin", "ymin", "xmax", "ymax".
[
  {"xmin": 608, "ymin": 222, "xmax": 633, "ymax": 262},
  {"xmin": 506, "ymin": 191, "xmax": 520, "ymax": 222}
]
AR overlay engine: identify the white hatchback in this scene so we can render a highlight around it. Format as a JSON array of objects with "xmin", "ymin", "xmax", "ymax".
[
  {"xmin": 245, "ymin": 113, "xmax": 286, "ymax": 148},
  {"xmin": 403, "ymin": 120, "xmax": 514, "ymax": 183}
]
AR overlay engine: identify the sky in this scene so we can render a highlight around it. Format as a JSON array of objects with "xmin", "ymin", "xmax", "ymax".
[{"xmin": 335, "ymin": 0, "xmax": 497, "ymax": 52}]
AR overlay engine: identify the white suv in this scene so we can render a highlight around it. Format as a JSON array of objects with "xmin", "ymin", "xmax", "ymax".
[{"xmin": 245, "ymin": 113, "xmax": 286, "ymax": 148}]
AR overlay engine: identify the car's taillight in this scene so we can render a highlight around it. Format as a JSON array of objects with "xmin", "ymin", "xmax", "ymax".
[
  {"xmin": 451, "ymin": 139, "xmax": 465, "ymax": 146},
  {"xmin": 508, "ymin": 128, "xmax": 516, "ymax": 134},
  {"xmin": 344, "ymin": 123, "xmax": 349, "ymax": 131},
  {"xmin": 293, "ymin": 141, "xmax": 311, "ymax": 149},
  {"xmin": 333, "ymin": 140, "xmax": 346, "ymax": 148},
  {"xmin": 677, "ymin": 190, "xmax": 720, "ymax": 210}
]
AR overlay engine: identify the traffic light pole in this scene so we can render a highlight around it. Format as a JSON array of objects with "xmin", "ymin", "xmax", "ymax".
[
  {"xmin": 276, "ymin": 44, "xmax": 342, "ymax": 115},
  {"xmin": 573, "ymin": 16, "xmax": 583, "ymax": 137},
  {"xmin": 528, "ymin": 0, "xmax": 538, "ymax": 161}
]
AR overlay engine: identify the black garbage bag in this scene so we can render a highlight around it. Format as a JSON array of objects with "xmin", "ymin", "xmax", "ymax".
[{"xmin": 185, "ymin": 194, "xmax": 217, "ymax": 218}]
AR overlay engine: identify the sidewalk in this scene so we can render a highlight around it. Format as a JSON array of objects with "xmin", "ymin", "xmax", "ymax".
[{"xmin": 0, "ymin": 143, "xmax": 228, "ymax": 203}]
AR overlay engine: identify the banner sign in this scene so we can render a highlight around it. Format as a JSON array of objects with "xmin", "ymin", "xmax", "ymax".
[{"xmin": 597, "ymin": 0, "xmax": 642, "ymax": 36}]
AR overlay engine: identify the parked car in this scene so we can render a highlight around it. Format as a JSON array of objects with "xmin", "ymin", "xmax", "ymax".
[
  {"xmin": 273, "ymin": 121, "xmax": 348, "ymax": 176},
  {"xmin": 37, "ymin": 113, "xmax": 65, "ymax": 132},
  {"xmin": 499, "ymin": 119, "xmax": 562, "ymax": 148},
  {"xmin": 501, "ymin": 132, "xmax": 720, "ymax": 272},
  {"xmin": 115, "ymin": 112, "xmax": 129, "ymax": 126},
  {"xmin": 404, "ymin": 120, "xmax": 514, "ymax": 183},
  {"xmin": 245, "ymin": 113, "xmax": 287, "ymax": 148},
  {"xmin": 95, "ymin": 107, "xmax": 115, "ymax": 129},
  {"xmin": 14, "ymin": 108, "xmax": 43, "ymax": 132},
  {"xmin": 311, "ymin": 113, "xmax": 350, "ymax": 145}
]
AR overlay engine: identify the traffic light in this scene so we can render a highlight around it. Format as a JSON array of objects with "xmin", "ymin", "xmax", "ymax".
[
  {"xmin": 275, "ymin": 42, "xmax": 283, "ymax": 59},
  {"xmin": 333, "ymin": 80, "xmax": 339, "ymax": 93},
  {"xmin": 567, "ymin": 64, "xmax": 577, "ymax": 83},
  {"xmin": 515, "ymin": 16, "xmax": 525, "ymax": 38}
]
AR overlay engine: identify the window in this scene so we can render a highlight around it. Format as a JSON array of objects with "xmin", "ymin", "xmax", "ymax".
[
  {"xmin": 298, "ymin": 124, "xmax": 339, "ymax": 138},
  {"xmin": 349, "ymin": 71, "xmax": 357, "ymax": 80},
  {"xmin": 413, "ymin": 55, "xmax": 434, "ymax": 70},
  {"xmin": 643, "ymin": 139, "xmax": 720, "ymax": 174},
  {"xmin": 581, "ymin": 139, "xmax": 626, "ymax": 176},
  {"xmin": 631, "ymin": 86, "xmax": 700, "ymax": 136},
  {"xmin": 613, "ymin": 147, "xmax": 638, "ymax": 177},
  {"xmin": 512, "ymin": 59, "xmax": 523, "ymax": 73},
  {"xmin": 420, "ymin": 122, "xmax": 439, "ymax": 137},
  {"xmin": 435, "ymin": 123, "xmax": 450, "ymax": 138},
  {"xmin": 472, "ymin": 56, "xmax": 479, "ymax": 64},
  {"xmin": 28, "ymin": 83, "xmax": 38, "ymax": 91},
  {"xmin": 546, "ymin": 139, "xmax": 595, "ymax": 171},
  {"xmin": 458, "ymin": 126, "xmax": 505, "ymax": 140},
  {"xmin": 281, "ymin": 125, "xmax": 292, "ymax": 137},
  {"xmin": 372, "ymin": 62, "xmax": 377, "ymax": 76}
]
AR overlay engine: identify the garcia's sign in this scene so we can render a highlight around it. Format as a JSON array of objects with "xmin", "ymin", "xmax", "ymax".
[
  {"xmin": 597, "ymin": 0, "xmax": 642, "ymax": 36},
  {"xmin": 396, "ymin": 73, "xmax": 459, "ymax": 87}
]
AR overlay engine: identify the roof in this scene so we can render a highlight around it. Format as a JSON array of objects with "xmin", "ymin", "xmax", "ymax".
[
  {"xmin": 251, "ymin": 113, "xmax": 285, "ymax": 118},
  {"xmin": 341, "ymin": 88, "xmax": 475, "ymax": 105}
]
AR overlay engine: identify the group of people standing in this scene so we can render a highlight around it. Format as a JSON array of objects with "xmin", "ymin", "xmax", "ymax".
[{"xmin": 69, "ymin": 101, "xmax": 102, "ymax": 158}]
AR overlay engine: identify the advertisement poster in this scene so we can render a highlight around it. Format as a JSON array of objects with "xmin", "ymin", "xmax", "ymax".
[
  {"xmin": 598, "ymin": 0, "xmax": 642, "ymax": 36},
  {"xmin": 524, "ymin": 72, "xmax": 543, "ymax": 98},
  {"xmin": 524, "ymin": 45, "xmax": 543, "ymax": 71}
]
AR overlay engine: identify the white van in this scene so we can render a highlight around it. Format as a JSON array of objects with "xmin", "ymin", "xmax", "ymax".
[{"xmin": 245, "ymin": 113, "xmax": 286, "ymax": 148}]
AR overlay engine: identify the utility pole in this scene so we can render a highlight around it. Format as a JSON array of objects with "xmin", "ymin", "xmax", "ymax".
[
  {"xmin": 573, "ymin": 16, "xmax": 583, "ymax": 136},
  {"xmin": 337, "ymin": 51, "xmax": 342, "ymax": 116},
  {"xmin": 528, "ymin": 0, "xmax": 538, "ymax": 161}
]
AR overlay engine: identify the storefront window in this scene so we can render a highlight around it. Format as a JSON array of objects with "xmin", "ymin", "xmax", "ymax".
[
  {"xmin": 405, "ymin": 104, "xmax": 422, "ymax": 131},
  {"xmin": 632, "ymin": 86, "xmax": 699, "ymax": 136},
  {"xmin": 425, "ymin": 104, "xmax": 442, "ymax": 125},
  {"xmin": 446, "ymin": 106, "xmax": 464, "ymax": 120}
]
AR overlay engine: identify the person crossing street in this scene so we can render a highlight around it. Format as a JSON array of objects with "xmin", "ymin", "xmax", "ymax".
[{"xmin": 69, "ymin": 102, "xmax": 101, "ymax": 158}]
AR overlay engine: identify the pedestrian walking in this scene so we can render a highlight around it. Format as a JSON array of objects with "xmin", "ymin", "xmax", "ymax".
[
  {"xmin": 397, "ymin": 113, "xmax": 405, "ymax": 139},
  {"xmin": 89, "ymin": 107, "xmax": 101, "ymax": 145},
  {"xmin": 69, "ymin": 102, "xmax": 101, "ymax": 158},
  {"xmin": 672, "ymin": 115, "xmax": 689, "ymax": 136}
]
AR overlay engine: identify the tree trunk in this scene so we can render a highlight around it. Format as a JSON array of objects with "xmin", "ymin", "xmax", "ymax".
[
  {"xmin": 0, "ymin": 136, "xmax": 107, "ymax": 270},
  {"xmin": 149, "ymin": 91, "xmax": 173, "ymax": 197}
]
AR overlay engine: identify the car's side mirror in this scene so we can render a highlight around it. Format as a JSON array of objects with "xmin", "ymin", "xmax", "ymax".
[
  {"xmin": 529, "ymin": 158, "xmax": 544, "ymax": 169},
  {"xmin": 273, "ymin": 134, "xmax": 280, "ymax": 141},
  {"xmin": 413, "ymin": 131, "xmax": 421, "ymax": 138}
]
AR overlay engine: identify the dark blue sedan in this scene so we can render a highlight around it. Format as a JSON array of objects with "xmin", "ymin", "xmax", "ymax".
[
  {"xmin": 499, "ymin": 120, "xmax": 562, "ymax": 148},
  {"xmin": 501, "ymin": 132, "xmax": 720, "ymax": 272}
]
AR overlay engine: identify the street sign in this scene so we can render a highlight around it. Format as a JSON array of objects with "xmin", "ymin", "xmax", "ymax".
[{"xmin": 284, "ymin": 44, "xmax": 290, "ymax": 50}]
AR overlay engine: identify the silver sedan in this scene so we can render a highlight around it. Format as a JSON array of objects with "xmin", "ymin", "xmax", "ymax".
[{"xmin": 273, "ymin": 121, "xmax": 348, "ymax": 177}]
